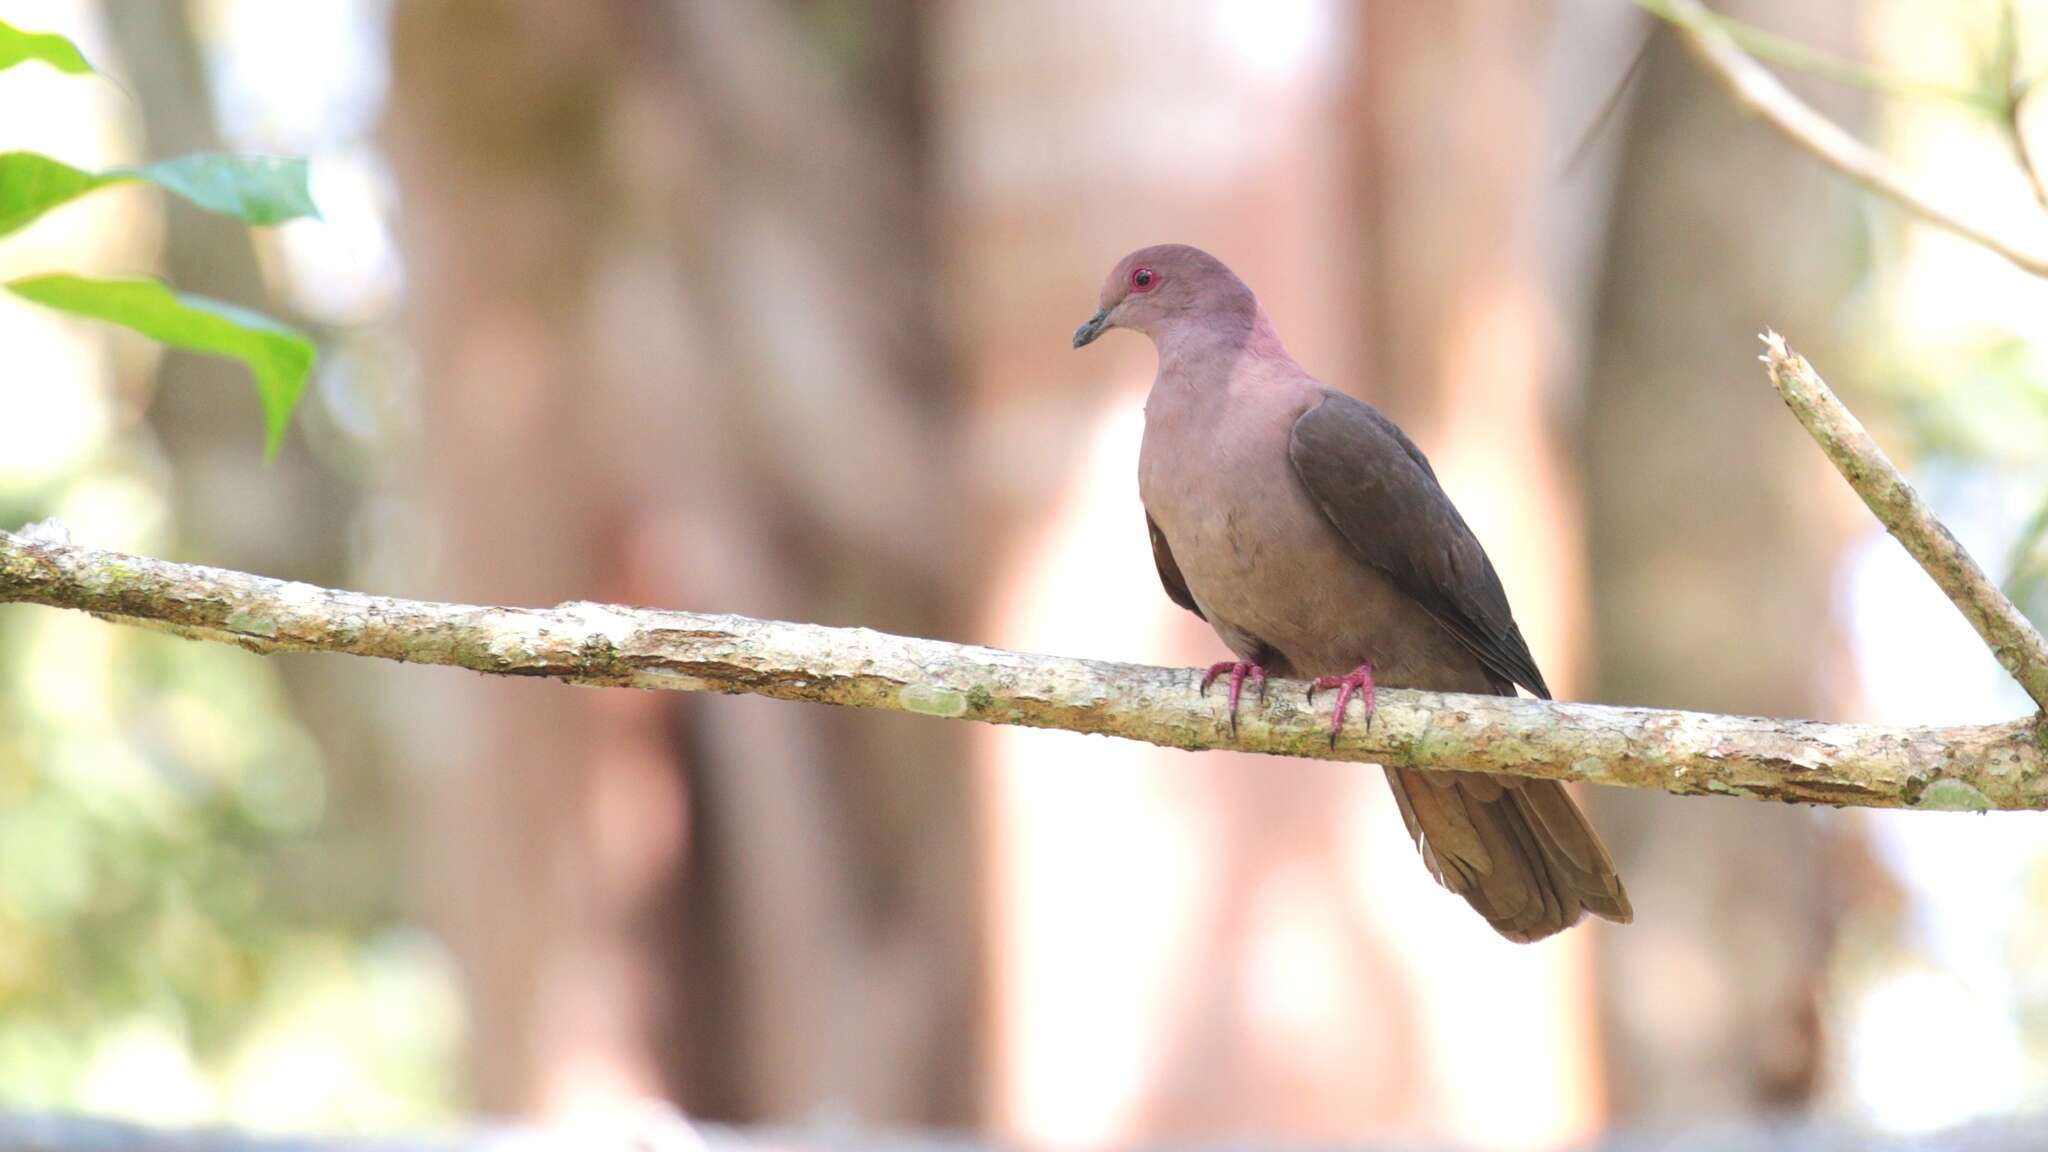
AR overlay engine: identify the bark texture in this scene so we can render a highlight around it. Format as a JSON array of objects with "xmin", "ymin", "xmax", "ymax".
[{"xmin": 5, "ymin": 528, "xmax": 2042, "ymax": 811}]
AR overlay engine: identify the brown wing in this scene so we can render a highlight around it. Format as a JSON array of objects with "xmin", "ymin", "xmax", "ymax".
[
  {"xmin": 1287, "ymin": 390, "xmax": 1549, "ymax": 699},
  {"xmin": 1146, "ymin": 513, "xmax": 1204, "ymax": 620},
  {"xmin": 1289, "ymin": 392, "xmax": 1631, "ymax": 940}
]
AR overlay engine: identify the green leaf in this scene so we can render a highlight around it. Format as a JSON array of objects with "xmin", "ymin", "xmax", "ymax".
[
  {"xmin": 0, "ymin": 19, "xmax": 94, "ymax": 76},
  {"xmin": 0, "ymin": 151, "xmax": 320, "ymax": 240},
  {"xmin": 127, "ymin": 155, "xmax": 321, "ymax": 228},
  {"xmin": 0, "ymin": 152, "xmax": 117, "ymax": 238},
  {"xmin": 6, "ymin": 275, "xmax": 314, "ymax": 458},
  {"xmin": 0, "ymin": 150, "xmax": 317, "ymax": 239}
]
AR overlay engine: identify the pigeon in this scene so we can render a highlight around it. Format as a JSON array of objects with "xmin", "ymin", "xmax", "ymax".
[{"xmin": 1074, "ymin": 243, "xmax": 1630, "ymax": 942}]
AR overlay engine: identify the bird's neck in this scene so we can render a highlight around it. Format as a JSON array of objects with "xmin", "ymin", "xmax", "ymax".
[{"xmin": 1153, "ymin": 305, "xmax": 1291, "ymax": 382}]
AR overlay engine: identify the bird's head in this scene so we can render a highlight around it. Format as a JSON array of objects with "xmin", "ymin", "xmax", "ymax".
[{"xmin": 1072, "ymin": 243, "xmax": 1257, "ymax": 350}]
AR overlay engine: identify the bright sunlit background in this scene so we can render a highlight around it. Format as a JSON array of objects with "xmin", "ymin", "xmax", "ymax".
[{"xmin": 2, "ymin": 1, "xmax": 2047, "ymax": 1149}]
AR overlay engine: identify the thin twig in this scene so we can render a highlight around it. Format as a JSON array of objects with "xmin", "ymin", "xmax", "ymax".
[
  {"xmin": 2001, "ymin": 0, "xmax": 2048, "ymax": 214},
  {"xmin": 2, "ymin": 526, "xmax": 2043, "ymax": 811},
  {"xmin": 1632, "ymin": 0, "xmax": 1994, "ymax": 110},
  {"xmin": 1561, "ymin": 28, "xmax": 1652, "ymax": 179},
  {"xmin": 2008, "ymin": 94, "xmax": 2048, "ymax": 214},
  {"xmin": 1762, "ymin": 332, "xmax": 2048, "ymax": 713},
  {"xmin": 1650, "ymin": 0, "xmax": 2048, "ymax": 279}
]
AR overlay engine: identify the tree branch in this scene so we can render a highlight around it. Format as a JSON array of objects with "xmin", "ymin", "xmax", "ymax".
[
  {"xmin": 2, "ymin": 522, "xmax": 2042, "ymax": 812},
  {"xmin": 1645, "ymin": 0, "xmax": 2048, "ymax": 279},
  {"xmin": 1762, "ymin": 332, "xmax": 2048, "ymax": 711}
]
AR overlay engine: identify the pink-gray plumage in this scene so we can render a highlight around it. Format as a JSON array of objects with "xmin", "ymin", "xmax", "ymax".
[{"xmin": 1074, "ymin": 243, "xmax": 1630, "ymax": 943}]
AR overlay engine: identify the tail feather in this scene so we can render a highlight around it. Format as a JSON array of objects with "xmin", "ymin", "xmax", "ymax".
[{"xmin": 1384, "ymin": 766, "xmax": 1631, "ymax": 943}]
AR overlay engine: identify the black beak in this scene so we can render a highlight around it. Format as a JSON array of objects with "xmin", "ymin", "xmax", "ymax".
[{"xmin": 1072, "ymin": 308, "xmax": 1110, "ymax": 349}]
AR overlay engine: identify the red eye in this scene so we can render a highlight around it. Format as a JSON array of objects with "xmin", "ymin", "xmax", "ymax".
[{"xmin": 1130, "ymin": 267, "xmax": 1156, "ymax": 292}]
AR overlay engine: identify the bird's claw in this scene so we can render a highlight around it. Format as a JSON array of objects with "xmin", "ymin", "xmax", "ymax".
[
  {"xmin": 1200, "ymin": 660, "xmax": 1267, "ymax": 736},
  {"xmin": 1308, "ymin": 664, "xmax": 1376, "ymax": 748}
]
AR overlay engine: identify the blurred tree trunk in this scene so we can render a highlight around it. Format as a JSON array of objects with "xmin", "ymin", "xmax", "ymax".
[
  {"xmin": 1355, "ymin": 0, "xmax": 1595, "ymax": 697},
  {"xmin": 947, "ymin": 1, "xmax": 1628, "ymax": 1147},
  {"xmin": 383, "ymin": 0, "xmax": 975, "ymax": 1124},
  {"xmin": 1580, "ymin": 4, "xmax": 1869, "ymax": 1120},
  {"xmin": 936, "ymin": 3, "xmax": 1415, "ymax": 1144},
  {"xmin": 1348, "ymin": 1, "xmax": 1640, "ymax": 1143}
]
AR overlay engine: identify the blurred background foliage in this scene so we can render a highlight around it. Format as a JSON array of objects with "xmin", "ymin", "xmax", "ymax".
[
  {"xmin": 0, "ymin": 0, "xmax": 455, "ymax": 1130},
  {"xmin": 3, "ymin": 1, "xmax": 2048, "ymax": 1149}
]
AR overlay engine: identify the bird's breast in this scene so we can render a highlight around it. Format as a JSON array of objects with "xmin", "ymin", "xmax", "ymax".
[
  {"xmin": 1139, "ymin": 402, "xmax": 1332, "ymax": 653},
  {"xmin": 1138, "ymin": 396, "xmax": 1489, "ymax": 688}
]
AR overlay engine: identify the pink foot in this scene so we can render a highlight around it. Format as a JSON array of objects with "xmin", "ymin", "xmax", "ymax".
[
  {"xmin": 1200, "ymin": 660, "xmax": 1267, "ymax": 736},
  {"xmin": 1307, "ymin": 664, "xmax": 1377, "ymax": 747}
]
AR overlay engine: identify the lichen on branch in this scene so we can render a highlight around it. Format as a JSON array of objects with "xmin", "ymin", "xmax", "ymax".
[
  {"xmin": 3, "ymin": 523, "xmax": 2042, "ymax": 812},
  {"xmin": 1762, "ymin": 333, "xmax": 2048, "ymax": 713}
]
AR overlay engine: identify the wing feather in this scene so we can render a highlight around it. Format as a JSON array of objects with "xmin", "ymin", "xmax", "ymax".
[
  {"xmin": 1287, "ymin": 390, "xmax": 1550, "ymax": 698},
  {"xmin": 1146, "ymin": 512, "xmax": 1204, "ymax": 620}
]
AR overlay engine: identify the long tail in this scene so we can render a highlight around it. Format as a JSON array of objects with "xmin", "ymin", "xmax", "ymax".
[{"xmin": 1383, "ymin": 766, "xmax": 1631, "ymax": 943}]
